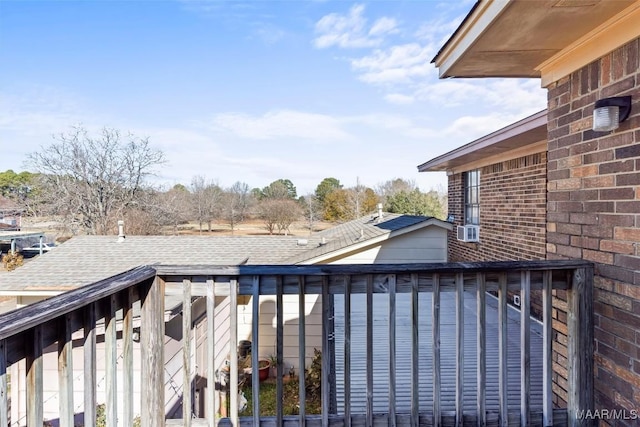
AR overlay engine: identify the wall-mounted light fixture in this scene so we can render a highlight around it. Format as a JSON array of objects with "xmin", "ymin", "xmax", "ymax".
[{"xmin": 592, "ymin": 96, "xmax": 632, "ymax": 132}]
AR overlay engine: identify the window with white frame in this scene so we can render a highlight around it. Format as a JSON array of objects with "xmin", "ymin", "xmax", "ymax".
[{"xmin": 464, "ymin": 169, "xmax": 480, "ymax": 225}]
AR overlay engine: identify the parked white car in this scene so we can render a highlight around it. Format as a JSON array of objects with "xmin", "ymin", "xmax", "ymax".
[{"xmin": 20, "ymin": 243, "xmax": 55, "ymax": 254}]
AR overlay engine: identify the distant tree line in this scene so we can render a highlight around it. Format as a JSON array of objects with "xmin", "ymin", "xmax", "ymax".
[{"xmin": 3, "ymin": 126, "xmax": 447, "ymax": 236}]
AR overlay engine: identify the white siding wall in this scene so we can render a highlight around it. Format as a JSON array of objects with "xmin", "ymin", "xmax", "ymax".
[{"xmin": 235, "ymin": 225, "xmax": 448, "ymax": 373}]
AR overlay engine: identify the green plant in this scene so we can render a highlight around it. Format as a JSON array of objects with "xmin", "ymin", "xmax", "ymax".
[
  {"xmin": 305, "ymin": 348, "xmax": 322, "ymax": 402},
  {"xmin": 80, "ymin": 404, "xmax": 140, "ymax": 427}
]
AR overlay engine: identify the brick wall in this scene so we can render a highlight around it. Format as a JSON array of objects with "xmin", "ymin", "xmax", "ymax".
[
  {"xmin": 447, "ymin": 152, "xmax": 547, "ymax": 262},
  {"xmin": 546, "ymin": 37, "xmax": 640, "ymax": 421},
  {"xmin": 447, "ymin": 153, "xmax": 547, "ymax": 318}
]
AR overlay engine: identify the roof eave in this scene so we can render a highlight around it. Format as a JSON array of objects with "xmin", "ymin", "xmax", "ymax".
[{"xmin": 418, "ymin": 110, "xmax": 548, "ymax": 173}]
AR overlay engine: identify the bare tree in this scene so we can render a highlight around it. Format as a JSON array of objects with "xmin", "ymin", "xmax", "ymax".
[
  {"xmin": 256, "ymin": 198, "xmax": 302, "ymax": 235},
  {"xmin": 220, "ymin": 181, "xmax": 253, "ymax": 232},
  {"xmin": 27, "ymin": 126, "xmax": 165, "ymax": 235},
  {"xmin": 347, "ymin": 177, "xmax": 379, "ymax": 219},
  {"xmin": 191, "ymin": 175, "xmax": 223, "ymax": 233},
  {"xmin": 300, "ymin": 194, "xmax": 320, "ymax": 234}
]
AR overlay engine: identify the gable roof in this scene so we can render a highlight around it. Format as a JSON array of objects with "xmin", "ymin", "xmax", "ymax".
[
  {"xmin": 284, "ymin": 213, "xmax": 452, "ymax": 264},
  {"xmin": 0, "ymin": 214, "xmax": 451, "ymax": 295}
]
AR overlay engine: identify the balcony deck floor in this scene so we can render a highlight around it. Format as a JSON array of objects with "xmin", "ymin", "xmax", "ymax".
[{"xmin": 333, "ymin": 291, "xmax": 544, "ymax": 414}]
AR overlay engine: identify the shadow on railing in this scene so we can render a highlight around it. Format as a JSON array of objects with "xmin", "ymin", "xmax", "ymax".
[{"xmin": 0, "ymin": 260, "xmax": 593, "ymax": 427}]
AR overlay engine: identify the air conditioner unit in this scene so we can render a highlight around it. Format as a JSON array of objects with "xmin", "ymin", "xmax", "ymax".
[{"xmin": 457, "ymin": 225, "xmax": 480, "ymax": 242}]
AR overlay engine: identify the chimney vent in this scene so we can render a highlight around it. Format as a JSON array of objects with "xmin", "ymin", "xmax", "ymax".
[
  {"xmin": 118, "ymin": 220, "xmax": 126, "ymax": 242},
  {"xmin": 377, "ymin": 203, "xmax": 383, "ymax": 223}
]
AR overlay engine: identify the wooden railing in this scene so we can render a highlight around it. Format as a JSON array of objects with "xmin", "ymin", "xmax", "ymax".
[{"xmin": 0, "ymin": 260, "xmax": 593, "ymax": 427}]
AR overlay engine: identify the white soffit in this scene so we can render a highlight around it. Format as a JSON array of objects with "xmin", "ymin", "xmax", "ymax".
[{"xmin": 433, "ymin": 0, "xmax": 636, "ymax": 80}]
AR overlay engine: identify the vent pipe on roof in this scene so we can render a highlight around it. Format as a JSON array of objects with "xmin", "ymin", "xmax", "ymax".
[
  {"xmin": 377, "ymin": 203, "xmax": 383, "ymax": 223},
  {"xmin": 118, "ymin": 220, "xmax": 126, "ymax": 243}
]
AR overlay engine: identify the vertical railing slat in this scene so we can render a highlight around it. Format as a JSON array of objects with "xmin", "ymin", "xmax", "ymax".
[
  {"xmin": 410, "ymin": 273, "xmax": 419, "ymax": 427},
  {"xmin": 498, "ymin": 273, "xmax": 508, "ymax": 427},
  {"xmin": 27, "ymin": 325, "xmax": 43, "ymax": 427},
  {"xmin": 252, "ymin": 276, "xmax": 261, "ymax": 426},
  {"xmin": 183, "ymin": 278, "xmax": 193, "ymax": 426},
  {"xmin": 366, "ymin": 275, "xmax": 374, "ymax": 427},
  {"xmin": 84, "ymin": 303, "xmax": 97, "ymax": 427},
  {"xmin": 58, "ymin": 313, "xmax": 74, "ymax": 427},
  {"xmin": 521, "ymin": 271, "xmax": 531, "ymax": 427},
  {"xmin": 455, "ymin": 273, "xmax": 464, "ymax": 427},
  {"xmin": 542, "ymin": 270, "xmax": 553, "ymax": 427},
  {"xmin": 0, "ymin": 339, "xmax": 7, "ymax": 427},
  {"xmin": 229, "ymin": 279, "xmax": 239, "ymax": 427},
  {"xmin": 298, "ymin": 276, "xmax": 307, "ymax": 427},
  {"xmin": 344, "ymin": 275, "xmax": 351, "ymax": 427},
  {"xmin": 476, "ymin": 273, "xmax": 486, "ymax": 427},
  {"xmin": 123, "ymin": 288, "xmax": 134, "ymax": 427},
  {"xmin": 322, "ymin": 276, "xmax": 331, "ymax": 427},
  {"xmin": 432, "ymin": 273, "xmax": 441, "ymax": 427},
  {"xmin": 105, "ymin": 295, "xmax": 118, "ymax": 427},
  {"xmin": 567, "ymin": 266, "xmax": 594, "ymax": 427},
  {"xmin": 141, "ymin": 276, "xmax": 165, "ymax": 427},
  {"xmin": 276, "ymin": 275, "xmax": 284, "ymax": 426},
  {"xmin": 388, "ymin": 274, "xmax": 397, "ymax": 427},
  {"xmin": 206, "ymin": 278, "xmax": 216, "ymax": 427}
]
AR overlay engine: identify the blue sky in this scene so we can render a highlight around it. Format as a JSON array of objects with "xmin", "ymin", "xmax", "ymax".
[{"xmin": 0, "ymin": 0, "xmax": 547, "ymax": 195}]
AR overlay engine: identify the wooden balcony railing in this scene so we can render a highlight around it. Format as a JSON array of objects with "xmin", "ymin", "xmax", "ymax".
[{"xmin": 0, "ymin": 260, "xmax": 593, "ymax": 427}]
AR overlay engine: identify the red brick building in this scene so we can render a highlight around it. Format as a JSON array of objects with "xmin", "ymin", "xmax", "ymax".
[{"xmin": 426, "ymin": 1, "xmax": 640, "ymax": 423}]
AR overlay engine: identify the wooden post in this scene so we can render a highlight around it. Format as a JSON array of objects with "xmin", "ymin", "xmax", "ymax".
[
  {"xmin": 476, "ymin": 273, "xmax": 486, "ymax": 427},
  {"xmin": 322, "ymin": 276, "xmax": 331, "ymax": 427},
  {"xmin": 455, "ymin": 273, "xmax": 464, "ymax": 427},
  {"xmin": 521, "ymin": 271, "xmax": 531, "ymax": 427},
  {"xmin": 105, "ymin": 295, "xmax": 118, "ymax": 427},
  {"xmin": 298, "ymin": 276, "xmax": 307, "ymax": 427},
  {"xmin": 141, "ymin": 276, "xmax": 165, "ymax": 427},
  {"xmin": 388, "ymin": 274, "xmax": 397, "ymax": 427},
  {"xmin": 206, "ymin": 278, "xmax": 216, "ymax": 427},
  {"xmin": 58, "ymin": 313, "xmax": 74, "ymax": 427},
  {"xmin": 276, "ymin": 276, "xmax": 284, "ymax": 426},
  {"xmin": 567, "ymin": 266, "xmax": 594, "ymax": 427},
  {"xmin": 84, "ymin": 304, "xmax": 97, "ymax": 427},
  {"xmin": 542, "ymin": 270, "xmax": 553, "ymax": 427},
  {"xmin": 366, "ymin": 275, "xmax": 373, "ymax": 427},
  {"xmin": 183, "ymin": 279, "xmax": 193, "ymax": 426},
  {"xmin": 410, "ymin": 273, "xmax": 419, "ymax": 427},
  {"xmin": 498, "ymin": 273, "xmax": 508, "ymax": 427},
  {"xmin": 26, "ymin": 326, "xmax": 43, "ymax": 427},
  {"xmin": 344, "ymin": 275, "xmax": 351, "ymax": 427},
  {"xmin": 432, "ymin": 273, "xmax": 441, "ymax": 427},
  {"xmin": 123, "ymin": 288, "xmax": 135, "ymax": 427},
  {"xmin": 252, "ymin": 276, "xmax": 261, "ymax": 427},
  {"xmin": 0, "ymin": 339, "xmax": 8, "ymax": 427}
]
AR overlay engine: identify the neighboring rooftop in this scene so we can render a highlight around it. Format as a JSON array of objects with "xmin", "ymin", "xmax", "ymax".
[
  {"xmin": 0, "ymin": 214, "xmax": 451, "ymax": 294},
  {"xmin": 285, "ymin": 213, "xmax": 451, "ymax": 264}
]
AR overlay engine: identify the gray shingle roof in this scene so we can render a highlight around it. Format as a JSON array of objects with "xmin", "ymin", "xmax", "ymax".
[
  {"xmin": 0, "ymin": 214, "xmax": 450, "ymax": 293},
  {"xmin": 0, "ymin": 235, "xmax": 318, "ymax": 292},
  {"xmin": 283, "ymin": 213, "xmax": 446, "ymax": 264}
]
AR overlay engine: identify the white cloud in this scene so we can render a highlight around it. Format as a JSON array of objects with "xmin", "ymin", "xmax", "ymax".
[
  {"xmin": 369, "ymin": 17, "xmax": 399, "ymax": 37},
  {"xmin": 411, "ymin": 79, "xmax": 546, "ymax": 116},
  {"xmin": 384, "ymin": 93, "xmax": 415, "ymax": 105},
  {"xmin": 351, "ymin": 43, "xmax": 435, "ymax": 84},
  {"xmin": 209, "ymin": 110, "xmax": 352, "ymax": 141},
  {"xmin": 313, "ymin": 4, "xmax": 395, "ymax": 49}
]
